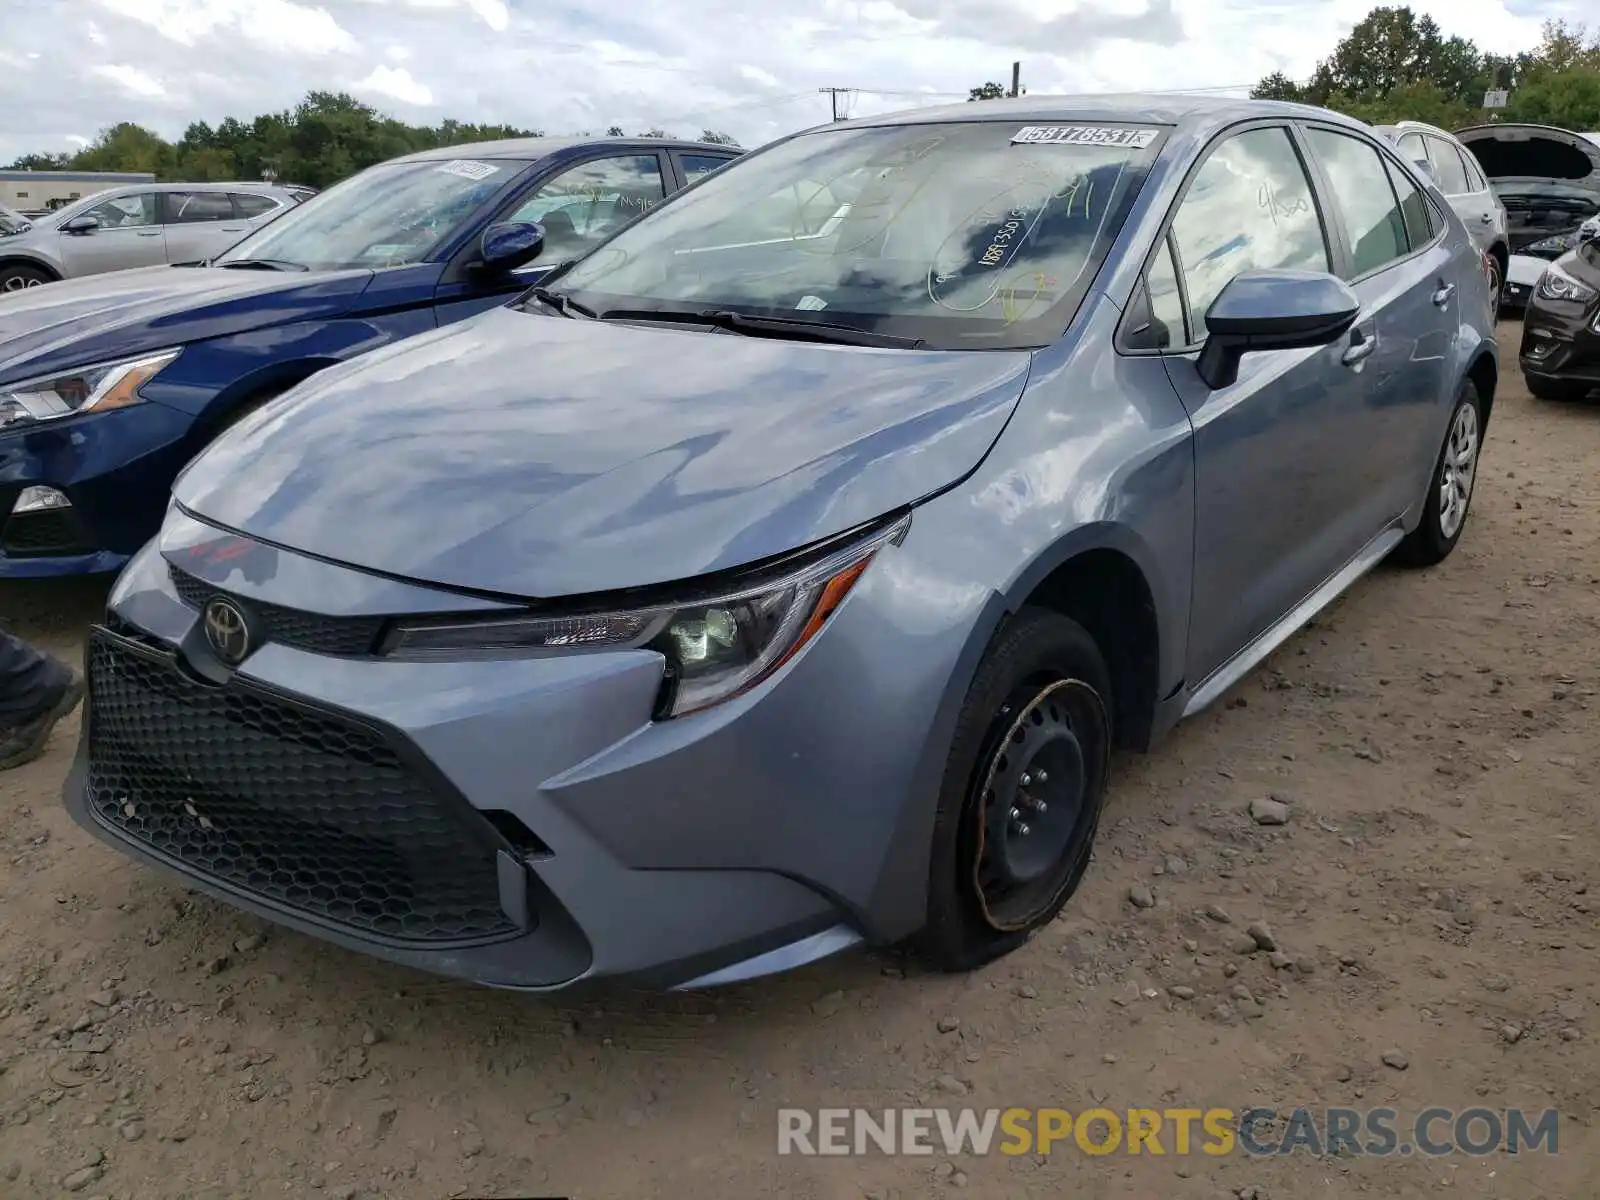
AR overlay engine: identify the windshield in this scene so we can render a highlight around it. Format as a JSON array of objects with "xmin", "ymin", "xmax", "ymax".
[
  {"xmin": 543, "ymin": 120, "xmax": 1164, "ymax": 349},
  {"xmin": 0, "ymin": 205, "xmax": 29, "ymax": 236},
  {"xmin": 216, "ymin": 157, "xmax": 531, "ymax": 271}
]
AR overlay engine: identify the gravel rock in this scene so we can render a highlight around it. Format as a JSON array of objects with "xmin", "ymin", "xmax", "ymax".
[
  {"xmin": 1249, "ymin": 796, "xmax": 1290, "ymax": 825},
  {"xmin": 936, "ymin": 1074, "xmax": 968, "ymax": 1096},
  {"xmin": 937, "ymin": 1016, "xmax": 961, "ymax": 1034},
  {"xmin": 1204, "ymin": 903, "xmax": 1233, "ymax": 924},
  {"xmin": 1268, "ymin": 951, "xmax": 1294, "ymax": 970},
  {"xmin": 1229, "ymin": 932, "xmax": 1261, "ymax": 956},
  {"xmin": 1381, "ymin": 1050, "xmax": 1409, "ymax": 1071},
  {"xmin": 1246, "ymin": 922, "xmax": 1278, "ymax": 952},
  {"xmin": 1168, "ymin": 985, "xmax": 1197, "ymax": 1001},
  {"xmin": 1128, "ymin": 884, "xmax": 1156, "ymax": 909}
]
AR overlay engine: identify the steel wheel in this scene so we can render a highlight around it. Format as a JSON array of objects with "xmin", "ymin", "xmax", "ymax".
[
  {"xmin": 969, "ymin": 676, "xmax": 1109, "ymax": 932},
  {"xmin": 1438, "ymin": 399, "xmax": 1479, "ymax": 540}
]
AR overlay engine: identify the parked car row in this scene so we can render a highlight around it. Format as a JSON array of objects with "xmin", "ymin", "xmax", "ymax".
[{"xmin": 6, "ymin": 95, "xmax": 1504, "ymax": 992}]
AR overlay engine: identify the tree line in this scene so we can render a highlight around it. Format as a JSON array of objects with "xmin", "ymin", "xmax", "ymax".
[
  {"xmin": 1251, "ymin": 9, "xmax": 1600, "ymax": 130},
  {"xmin": 5, "ymin": 92, "xmax": 740, "ymax": 190},
  {"xmin": 964, "ymin": 10, "xmax": 1600, "ymax": 132}
]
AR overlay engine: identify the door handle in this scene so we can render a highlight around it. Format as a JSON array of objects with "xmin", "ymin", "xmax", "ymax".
[
  {"xmin": 1432, "ymin": 282, "xmax": 1456, "ymax": 307},
  {"xmin": 1341, "ymin": 327, "xmax": 1377, "ymax": 367},
  {"xmin": 136, "ymin": 230, "xmax": 162, "ymax": 237},
  {"xmin": 220, "ymin": 226, "xmax": 245, "ymax": 233}
]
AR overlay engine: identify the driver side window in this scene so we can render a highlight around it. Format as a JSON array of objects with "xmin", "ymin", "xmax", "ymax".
[
  {"xmin": 506, "ymin": 155, "xmax": 666, "ymax": 258},
  {"xmin": 1169, "ymin": 127, "xmax": 1330, "ymax": 338},
  {"xmin": 84, "ymin": 192, "xmax": 158, "ymax": 229}
]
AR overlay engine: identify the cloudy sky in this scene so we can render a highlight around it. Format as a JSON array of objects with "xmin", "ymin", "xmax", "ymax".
[{"xmin": 0, "ymin": 0, "xmax": 1585, "ymax": 164}]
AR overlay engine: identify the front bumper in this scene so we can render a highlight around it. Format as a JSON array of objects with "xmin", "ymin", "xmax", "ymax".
[
  {"xmin": 62, "ymin": 515, "xmax": 992, "ymax": 990},
  {"xmin": 0, "ymin": 402, "xmax": 201, "ymax": 578},
  {"xmin": 1520, "ymin": 292, "xmax": 1600, "ymax": 391}
]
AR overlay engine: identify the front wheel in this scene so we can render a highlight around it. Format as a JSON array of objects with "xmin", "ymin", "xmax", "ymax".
[
  {"xmin": 915, "ymin": 608, "xmax": 1113, "ymax": 972},
  {"xmin": 0, "ymin": 264, "xmax": 51, "ymax": 294},
  {"xmin": 1394, "ymin": 380, "xmax": 1483, "ymax": 567}
]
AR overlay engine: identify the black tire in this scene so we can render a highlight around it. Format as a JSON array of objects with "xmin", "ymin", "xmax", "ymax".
[
  {"xmin": 1394, "ymin": 380, "xmax": 1483, "ymax": 568},
  {"xmin": 1485, "ymin": 253, "xmax": 1504, "ymax": 322},
  {"xmin": 0, "ymin": 263, "xmax": 51, "ymax": 295},
  {"xmin": 1526, "ymin": 375, "xmax": 1592, "ymax": 402},
  {"xmin": 914, "ymin": 608, "xmax": 1113, "ymax": 972}
]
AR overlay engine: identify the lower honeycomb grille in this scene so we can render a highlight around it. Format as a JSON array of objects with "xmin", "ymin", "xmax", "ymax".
[{"xmin": 84, "ymin": 627, "xmax": 521, "ymax": 945}]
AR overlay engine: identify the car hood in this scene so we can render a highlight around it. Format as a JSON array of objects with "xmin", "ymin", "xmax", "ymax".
[
  {"xmin": 0, "ymin": 264, "xmax": 377, "ymax": 383},
  {"xmin": 1457, "ymin": 124, "xmax": 1600, "ymax": 190},
  {"xmin": 175, "ymin": 307, "xmax": 1034, "ymax": 599}
]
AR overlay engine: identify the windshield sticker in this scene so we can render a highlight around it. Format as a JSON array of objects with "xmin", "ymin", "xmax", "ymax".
[
  {"xmin": 795, "ymin": 295, "xmax": 829, "ymax": 310},
  {"xmin": 435, "ymin": 159, "xmax": 502, "ymax": 181},
  {"xmin": 1011, "ymin": 125, "xmax": 1157, "ymax": 150}
]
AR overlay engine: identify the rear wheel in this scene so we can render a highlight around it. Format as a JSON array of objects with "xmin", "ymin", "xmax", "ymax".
[
  {"xmin": 0, "ymin": 263, "xmax": 51, "ymax": 294},
  {"xmin": 1485, "ymin": 253, "xmax": 1503, "ymax": 321},
  {"xmin": 1394, "ymin": 380, "xmax": 1482, "ymax": 567},
  {"xmin": 915, "ymin": 608, "xmax": 1113, "ymax": 972}
]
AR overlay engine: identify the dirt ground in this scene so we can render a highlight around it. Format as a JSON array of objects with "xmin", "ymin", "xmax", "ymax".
[{"xmin": 2, "ymin": 321, "xmax": 1599, "ymax": 1199}]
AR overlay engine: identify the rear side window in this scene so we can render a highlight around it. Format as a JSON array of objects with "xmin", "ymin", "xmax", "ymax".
[
  {"xmin": 681, "ymin": 154, "xmax": 734, "ymax": 184},
  {"xmin": 1305, "ymin": 128, "xmax": 1409, "ymax": 277},
  {"xmin": 1424, "ymin": 136, "xmax": 1470, "ymax": 195},
  {"xmin": 166, "ymin": 192, "xmax": 234, "ymax": 223},
  {"xmin": 1397, "ymin": 132, "xmax": 1427, "ymax": 165},
  {"xmin": 1168, "ymin": 126, "xmax": 1329, "ymax": 338},
  {"xmin": 1383, "ymin": 158, "xmax": 1432, "ymax": 250},
  {"xmin": 231, "ymin": 193, "xmax": 279, "ymax": 219}
]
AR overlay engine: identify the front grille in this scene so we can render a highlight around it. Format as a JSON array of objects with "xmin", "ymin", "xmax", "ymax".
[
  {"xmin": 85, "ymin": 627, "xmax": 521, "ymax": 945},
  {"xmin": 169, "ymin": 565, "xmax": 387, "ymax": 656},
  {"xmin": 2, "ymin": 509, "xmax": 87, "ymax": 555}
]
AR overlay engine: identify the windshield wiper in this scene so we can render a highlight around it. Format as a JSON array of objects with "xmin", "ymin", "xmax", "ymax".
[
  {"xmin": 216, "ymin": 258, "xmax": 310, "ymax": 272},
  {"xmin": 598, "ymin": 307, "xmax": 924, "ymax": 349},
  {"xmin": 528, "ymin": 285, "xmax": 597, "ymax": 319}
]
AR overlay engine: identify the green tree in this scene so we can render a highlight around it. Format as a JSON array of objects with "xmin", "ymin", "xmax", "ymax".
[
  {"xmin": 1504, "ymin": 65, "xmax": 1600, "ymax": 129},
  {"xmin": 606, "ymin": 125, "xmax": 625, "ymax": 136},
  {"xmin": 968, "ymin": 82, "xmax": 1006, "ymax": 101},
  {"xmin": 1250, "ymin": 72, "xmax": 1304, "ymax": 101},
  {"xmin": 700, "ymin": 129, "xmax": 740, "ymax": 145}
]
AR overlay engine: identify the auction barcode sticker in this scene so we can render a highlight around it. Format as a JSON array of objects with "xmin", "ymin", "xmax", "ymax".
[
  {"xmin": 1012, "ymin": 126, "xmax": 1158, "ymax": 149},
  {"xmin": 435, "ymin": 159, "xmax": 501, "ymax": 181}
]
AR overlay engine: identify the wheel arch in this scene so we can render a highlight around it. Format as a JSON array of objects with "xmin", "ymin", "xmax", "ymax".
[{"xmin": 1466, "ymin": 347, "xmax": 1498, "ymax": 432}]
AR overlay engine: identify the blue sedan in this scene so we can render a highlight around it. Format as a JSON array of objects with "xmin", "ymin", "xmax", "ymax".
[{"xmin": 0, "ymin": 135, "xmax": 740, "ymax": 576}]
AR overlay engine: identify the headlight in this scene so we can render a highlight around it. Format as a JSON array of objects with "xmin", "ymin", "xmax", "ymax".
[
  {"xmin": 385, "ymin": 514, "xmax": 911, "ymax": 717},
  {"xmin": 1525, "ymin": 232, "xmax": 1578, "ymax": 258},
  {"xmin": 0, "ymin": 349, "xmax": 181, "ymax": 429},
  {"xmin": 1535, "ymin": 262, "xmax": 1598, "ymax": 305}
]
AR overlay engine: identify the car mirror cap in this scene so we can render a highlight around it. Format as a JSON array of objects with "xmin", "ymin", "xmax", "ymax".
[{"xmin": 1197, "ymin": 269, "xmax": 1361, "ymax": 390}]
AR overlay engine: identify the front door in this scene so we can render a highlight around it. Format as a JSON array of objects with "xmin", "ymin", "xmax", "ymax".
[
  {"xmin": 431, "ymin": 151, "xmax": 672, "ymax": 325},
  {"xmin": 1152, "ymin": 123, "xmax": 1381, "ymax": 687},
  {"xmin": 57, "ymin": 191, "xmax": 166, "ymax": 276}
]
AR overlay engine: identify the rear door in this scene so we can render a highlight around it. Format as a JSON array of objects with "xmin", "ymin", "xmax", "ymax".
[
  {"xmin": 56, "ymin": 190, "xmax": 166, "ymax": 276},
  {"xmin": 1301, "ymin": 123, "xmax": 1458, "ymax": 523},
  {"xmin": 162, "ymin": 190, "xmax": 250, "ymax": 263}
]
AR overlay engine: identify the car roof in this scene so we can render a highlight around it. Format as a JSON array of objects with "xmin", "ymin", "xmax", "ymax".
[
  {"xmin": 88, "ymin": 181, "xmax": 292, "ymax": 194},
  {"xmin": 827, "ymin": 93, "xmax": 1371, "ymax": 137},
  {"xmin": 1378, "ymin": 119, "xmax": 1462, "ymax": 139},
  {"xmin": 390, "ymin": 135, "xmax": 743, "ymax": 164}
]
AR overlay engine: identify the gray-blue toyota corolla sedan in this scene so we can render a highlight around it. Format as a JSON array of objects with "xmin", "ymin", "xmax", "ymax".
[{"xmin": 65, "ymin": 95, "xmax": 1497, "ymax": 992}]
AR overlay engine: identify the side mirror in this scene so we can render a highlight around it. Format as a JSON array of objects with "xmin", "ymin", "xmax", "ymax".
[
  {"xmin": 1196, "ymin": 269, "xmax": 1361, "ymax": 390},
  {"xmin": 479, "ymin": 220, "xmax": 545, "ymax": 273},
  {"xmin": 61, "ymin": 216, "xmax": 100, "ymax": 234}
]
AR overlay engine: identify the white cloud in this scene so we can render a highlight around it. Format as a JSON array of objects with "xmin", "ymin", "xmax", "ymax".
[
  {"xmin": 353, "ymin": 64, "xmax": 435, "ymax": 106},
  {"xmin": 90, "ymin": 63, "xmax": 168, "ymax": 98},
  {"xmin": 86, "ymin": 21, "xmax": 108, "ymax": 46},
  {"xmin": 739, "ymin": 64, "xmax": 781, "ymax": 89},
  {"xmin": 0, "ymin": 0, "xmax": 1570, "ymax": 166},
  {"xmin": 92, "ymin": 0, "xmax": 358, "ymax": 56},
  {"xmin": 66, "ymin": 135, "xmax": 92, "ymax": 148}
]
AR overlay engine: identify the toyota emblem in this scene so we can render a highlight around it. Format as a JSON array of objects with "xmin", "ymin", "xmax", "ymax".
[{"xmin": 202, "ymin": 596, "xmax": 253, "ymax": 665}]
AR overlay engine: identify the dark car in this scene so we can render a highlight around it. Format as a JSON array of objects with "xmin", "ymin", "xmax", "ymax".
[
  {"xmin": 0, "ymin": 135, "xmax": 741, "ymax": 576},
  {"xmin": 1520, "ymin": 221, "xmax": 1600, "ymax": 399},
  {"xmin": 66, "ymin": 95, "xmax": 1496, "ymax": 992},
  {"xmin": 1456, "ymin": 123, "xmax": 1600, "ymax": 312}
]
